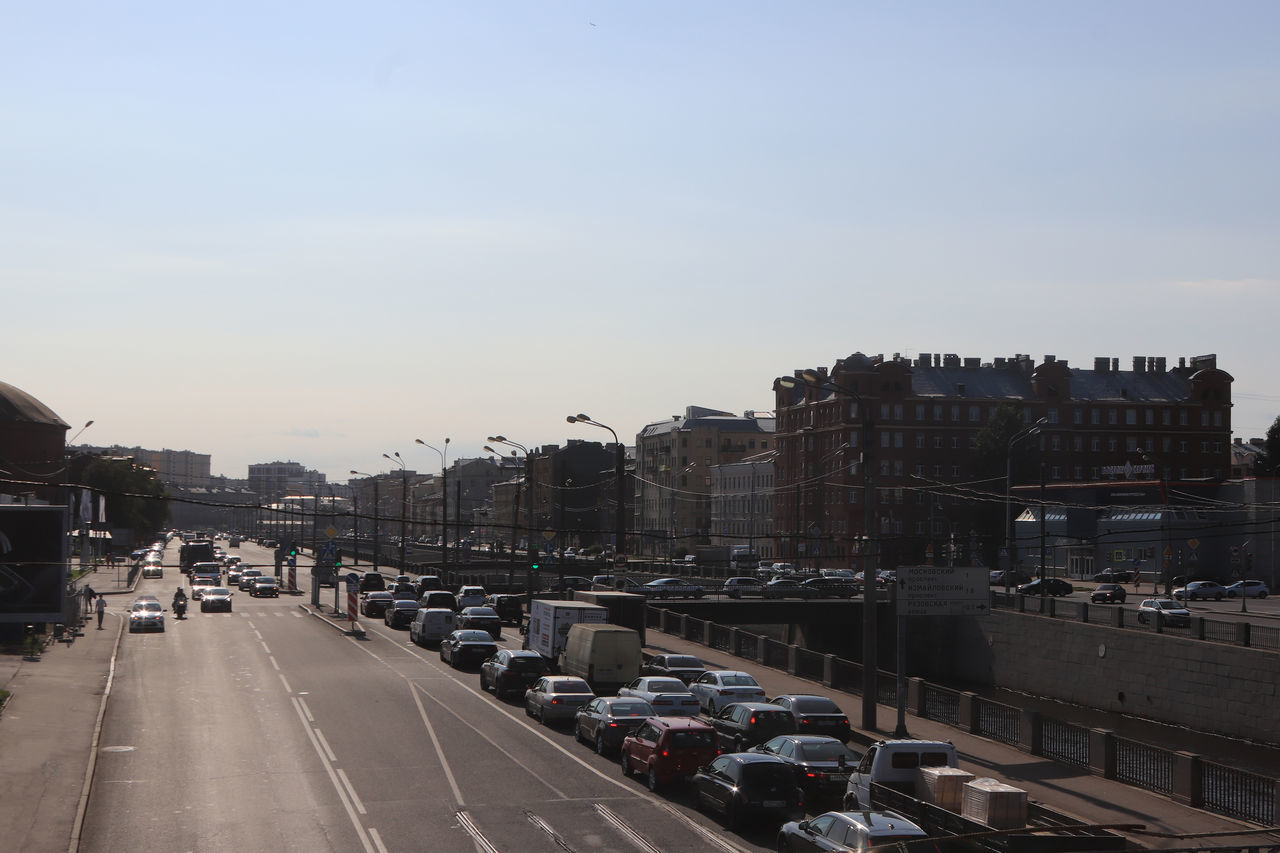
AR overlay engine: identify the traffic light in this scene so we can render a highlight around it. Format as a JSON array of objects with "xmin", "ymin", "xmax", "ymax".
[
  {"xmin": 289, "ymin": 541, "xmax": 298, "ymax": 557},
  {"xmin": 530, "ymin": 546, "xmax": 540, "ymax": 575},
  {"xmin": 334, "ymin": 549, "xmax": 343, "ymax": 570}
]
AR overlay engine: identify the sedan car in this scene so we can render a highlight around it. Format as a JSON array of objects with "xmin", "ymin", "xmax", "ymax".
[
  {"xmin": 250, "ymin": 576, "xmax": 280, "ymax": 597},
  {"xmin": 383, "ymin": 598, "xmax": 420, "ymax": 628},
  {"xmin": 458, "ymin": 606, "xmax": 503, "ymax": 639},
  {"xmin": 1092, "ymin": 568, "xmax": 1134, "ymax": 584},
  {"xmin": 128, "ymin": 600, "xmax": 166, "ymax": 633},
  {"xmin": 480, "ymin": 649, "xmax": 550, "ymax": 698},
  {"xmin": 1226, "ymin": 580, "xmax": 1270, "ymax": 599},
  {"xmin": 777, "ymin": 809, "xmax": 928, "ymax": 853},
  {"xmin": 574, "ymin": 696, "xmax": 656, "ymax": 755},
  {"xmin": 618, "ymin": 676, "xmax": 702, "ymax": 716},
  {"xmin": 525, "ymin": 676, "xmax": 595, "ymax": 724},
  {"xmin": 360, "ymin": 591, "xmax": 394, "ymax": 618},
  {"xmin": 190, "ymin": 574, "xmax": 220, "ymax": 600},
  {"xmin": 763, "ymin": 578, "xmax": 817, "ymax": 599},
  {"xmin": 1173, "ymin": 581, "xmax": 1228, "ymax": 601},
  {"xmin": 199, "ymin": 587, "xmax": 234, "ymax": 612},
  {"xmin": 989, "ymin": 569, "xmax": 1033, "ymax": 586},
  {"xmin": 639, "ymin": 653, "xmax": 707, "ymax": 684},
  {"xmin": 1090, "ymin": 583, "xmax": 1127, "ymax": 604},
  {"xmin": 1137, "ymin": 598, "xmax": 1191, "ymax": 627},
  {"xmin": 709, "ymin": 701, "xmax": 798, "ymax": 752},
  {"xmin": 752, "ymin": 735, "xmax": 861, "ymax": 807},
  {"xmin": 722, "ymin": 577, "xmax": 764, "ymax": 598},
  {"xmin": 688, "ymin": 670, "xmax": 768, "ymax": 715},
  {"xmin": 768, "ymin": 695, "xmax": 851, "ymax": 742},
  {"xmin": 692, "ymin": 753, "xmax": 805, "ymax": 829},
  {"xmin": 237, "ymin": 568, "xmax": 263, "ymax": 591},
  {"xmin": 1016, "ymin": 577, "xmax": 1074, "ymax": 597},
  {"xmin": 641, "ymin": 577, "xmax": 706, "ymax": 599},
  {"xmin": 439, "ymin": 629, "xmax": 498, "ymax": 669}
]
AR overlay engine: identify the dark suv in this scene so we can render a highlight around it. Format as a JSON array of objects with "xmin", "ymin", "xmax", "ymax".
[
  {"xmin": 709, "ymin": 702, "xmax": 798, "ymax": 752},
  {"xmin": 621, "ymin": 716, "xmax": 719, "ymax": 791},
  {"xmin": 1091, "ymin": 583, "xmax": 1127, "ymax": 604}
]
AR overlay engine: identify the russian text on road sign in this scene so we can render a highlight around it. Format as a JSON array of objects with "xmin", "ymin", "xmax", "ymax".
[{"xmin": 898, "ymin": 565, "xmax": 990, "ymax": 616}]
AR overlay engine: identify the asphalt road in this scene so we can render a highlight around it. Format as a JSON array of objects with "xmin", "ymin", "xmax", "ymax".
[{"xmin": 78, "ymin": 542, "xmax": 780, "ymax": 853}]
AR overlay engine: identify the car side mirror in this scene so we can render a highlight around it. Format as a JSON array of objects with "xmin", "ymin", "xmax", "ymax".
[{"xmin": 799, "ymin": 820, "xmax": 812, "ymax": 833}]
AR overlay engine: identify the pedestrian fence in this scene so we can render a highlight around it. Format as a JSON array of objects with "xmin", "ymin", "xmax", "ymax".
[{"xmin": 646, "ymin": 605, "xmax": 1279, "ymax": 826}]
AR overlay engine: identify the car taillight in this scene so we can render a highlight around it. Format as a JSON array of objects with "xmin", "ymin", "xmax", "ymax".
[
  {"xmin": 551, "ymin": 698, "xmax": 560, "ymax": 704},
  {"xmin": 750, "ymin": 715, "xmax": 757, "ymax": 724},
  {"xmin": 800, "ymin": 718, "xmax": 810, "ymax": 725},
  {"xmin": 718, "ymin": 689, "xmax": 730, "ymax": 695},
  {"xmin": 661, "ymin": 749, "xmax": 669, "ymax": 757},
  {"xmin": 608, "ymin": 722, "xmax": 618, "ymax": 728}
]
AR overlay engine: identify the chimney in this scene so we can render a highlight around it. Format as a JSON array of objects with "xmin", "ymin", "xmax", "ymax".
[
  {"xmin": 1112, "ymin": 358, "xmax": 1119, "ymax": 372},
  {"xmin": 1133, "ymin": 356, "xmax": 1146, "ymax": 373},
  {"xmin": 1094, "ymin": 357, "xmax": 1109, "ymax": 372},
  {"xmin": 1156, "ymin": 357, "xmax": 1166, "ymax": 373}
]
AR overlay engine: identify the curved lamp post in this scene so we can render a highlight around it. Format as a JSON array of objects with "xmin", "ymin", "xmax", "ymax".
[
  {"xmin": 566, "ymin": 414, "xmax": 627, "ymax": 579},
  {"xmin": 383, "ymin": 453, "xmax": 409, "ymax": 572},
  {"xmin": 488, "ymin": 436, "xmax": 533, "ymax": 604},
  {"xmin": 350, "ymin": 471, "xmax": 380, "ymax": 572},
  {"xmin": 778, "ymin": 371, "xmax": 879, "ymax": 732},
  {"xmin": 415, "ymin": 438, "xmax": 450, "ymax": 572},
  {"xmin": 1006, "ymin": 418, "xmax": 1047, "ymax": 593}
]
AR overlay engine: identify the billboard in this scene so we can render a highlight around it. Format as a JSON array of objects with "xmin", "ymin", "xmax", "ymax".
[{"xmin": 0, "ymin": 505, "xmax": 68, "ymax": 622}]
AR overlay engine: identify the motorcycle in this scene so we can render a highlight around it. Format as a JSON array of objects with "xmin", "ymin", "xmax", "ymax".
[{"xmin": 173, "ymin": 598, "xmax": 187, "ymax": 619}]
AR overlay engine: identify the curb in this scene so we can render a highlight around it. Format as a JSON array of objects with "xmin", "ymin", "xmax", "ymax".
[
  {"xmin": 69, "ymin": 615, "xmax": 123, "ymax": 853},
  {"xmin": 297, "ymin": 603, "xmax": 366, "ymax": 638}
]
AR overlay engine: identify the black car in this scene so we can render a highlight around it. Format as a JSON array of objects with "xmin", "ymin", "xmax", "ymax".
[
  {"xmin": 1091, "ymin": 584, "xmax": 1127, "ymax": 604},
  {"xmin": 360, "ymin": 591, "xmax": 394, "ymax": 617},
  {"xmin": 801, "ymin": 577, "xmax": 859, "ymax": 598},
  {"xmin": 573, "ymin": 696, "xmax": 655, "ymax": 755},
  {"xmin": 389, "ymin": 583, "xmax": 417, "ymax": 600},
  {"xmin": 415, "ymin": 575, "xmax": 443, "ymax": 596},
  {"xmin": 1093, "ymin": 568, "xmax": 1134, "ymax": 584},
  {"xmin": 710, "ymin": 702, "xmax": 798, "ymax": 752},
  {"xmin": 639, "ymin": 653, "xmax": 707, "ymax": 684},
  {"xmin": 768, "ymin": 695, "xmax": 851, "ymax": 742},
  {"xmin": 439, "ymin": 630, "xmax": 498, "ymax": 669},
  {"xmin": 250, "ymin": 577, "xmax": 280, "ymax": 597},
  {"xmin": 691, "ymin": 753, "xmax": 805, "ymax": 829},
  {"xmin": 750, "ymin": 735, "xmax": 861, "ymax": 806},
  {"xmin": 1016, "ymin": 577, "xmax": 1074, "ymax": 597},
  {"xmin": 384, "ymin": 599, "xmax": 419, "ymax": 628},
  {"xmin": 480, "ymin": 649, "xmax": 549, "ymax": 698},
  {"xmin": 359, "ymin": 572, "xmax": 386, "ymax": 593},
  {"xmin": 458, "ymin": 606, "xmax": 503, "ymax": 639},
  {"xmin": 484, "ymin": 594, "xmax": 523, "ymax": 625},
  {"xmin": 989, "ymin": 569, "xmax": 1033, "ymax": 586},
  {"xmin": 199, "ymin": 587, "xmax": 234, "ymax": 613},
  {"xmin": 763, "ymin": 578, "xmax": 817, "ymax": 599}
]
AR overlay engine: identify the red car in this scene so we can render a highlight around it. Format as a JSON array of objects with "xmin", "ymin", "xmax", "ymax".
[{"xmin": 620, "ymin": 715, "xmax": 719, "ymax": 792}]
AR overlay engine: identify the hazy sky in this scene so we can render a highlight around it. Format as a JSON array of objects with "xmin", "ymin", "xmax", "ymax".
[{"xmin": 6, "ymin": 2, "xmax": 1278, "ymax": 481}]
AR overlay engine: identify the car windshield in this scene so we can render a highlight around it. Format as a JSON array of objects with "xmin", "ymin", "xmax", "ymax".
[
  {"xmin": 134, "ymin": 602, "xmax": 161, "ymax": 613},
  {"xmin": 555, "ymin": 679, "xmax": 592, "ymax": 694},
  {"xmin": 647, "ymin": 679, "xmax": 687, "ymax": 692},
  {"xmin": 796, "ymin": 741, "xmax": 859, "ymax": 761},
  {"xmin": 721, "ymin": 675, "xmax": 758, "ymax": 686},
  {"xmin": 791, "ymin": 697, "xmax": 840, "ymax": 713},
  {"xmin": 740, "ymin": 763, "xmax": 795, "ymax": 785},
  {"xmin": 671, "ymin": 730, "xmax": 714, "ymax": 749},
  {"xmin": 667, "ymin": 656, "xmax": 701, "ymax": 667},
  {"xmin": 467, "ymin": 608, "xmax": 498, "ymax": 617},
  {"xmin": 609, "ymin": 702, "xmax": 653, "ymax": 716},
  {"xmin": 207, "ymin": 588, "xmax": 230, "ymax": 595},
  {"xmin": 509, "ymin": 658, "xmax": 546, "ymax": 673},
  {"xmin": 456, "ymin": 631, "xmax": 492, "ymax": 641}
]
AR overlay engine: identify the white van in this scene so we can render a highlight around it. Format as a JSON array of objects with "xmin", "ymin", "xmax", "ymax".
[
  {"xmin": 843, "ymin": 739, "xmax": 959, "ymax": 811},
  {"xmin": 558, "ymin": 623, "xmax": 641, "ymax": 695},
  {"xmin": 410, "ymin": 608, "xmax": 457, "ymax": 647}
]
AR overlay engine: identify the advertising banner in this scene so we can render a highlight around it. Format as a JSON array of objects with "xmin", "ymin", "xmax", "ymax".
[{"xmin": 0, "ymin": 505, "xmax": 69, "ymax": 622}]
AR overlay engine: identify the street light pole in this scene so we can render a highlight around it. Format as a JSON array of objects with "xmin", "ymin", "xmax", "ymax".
[
  {"xmin": 567, "ymin": 414, "xmax": 627, "ymax": 581},
  {"xmin": 350, "ymin": 470, "xmax": 380, "ymax": 572},
  {"xmin": 489, "ymin": 436, "xmax": 533, "ymax": 601},
  {"xmin": 1006, "ymin": 418, "xmax": 1047, "ymax": 594},
  {"xmin": 416, "ymin": 438, "xmax": 450, "ymax": 574},
  {"xmin": 383, "ymin": 453, "xmax": 408, "ymax": 571}
]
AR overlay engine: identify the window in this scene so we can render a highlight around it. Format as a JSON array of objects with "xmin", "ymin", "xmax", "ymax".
[
  {"xmin": 951, "ymin": 465, "xmax": 960, "ymax": 477},
  {"xmin": 1201, "ymin": 412, "xmax": 1210, "ymax": 427},
  {"xmin": 1051, "ymin": 436, "xmax": 1061, "ymax": 451},
  {"xmin": 1163, "ymin": 410, "xmax": 1171, "ymax": 426},
  {"xmin": 1126, "ymin": 437, "xmax": 1137, "ymax": 452},
  {"xmin": 951, "ymin": 405, "xmax": 960, "ymax": 421},
  {"xmin": 1048, "ymin": 408, "xmax": 1059, "ymax": 424},
  {"xmin": 933, "ymin": 405, "xmax": 943, "ymax": 420},
  {"xmin": 1214, "ymin": 411, "xmax": 1223, "ymax": 427},
  {"xmin": 1091, "ymin": 438, "xmax": 1101, "ymax": 452},
  {"xmin": 952, "ymin": 437, "xmax": 961, "ymax": 449},
  {"xmin": 1109, "ymin": 409, "xmax": 1118, "ymax": 425},
  {"xmin": 1073, "ymin": 436, "xmax": 1083, "ymax": 451},
  {"xmin": 1126, "ymin": 409, "xmax": 1137, "ymax": 425},
  {"xmin": 894, "ymin": 432, "xmax": 903, "ymax": 448},
  {"xmin": 969, "ymin": 405, "xmax": 981, "ymax": 422},
  {"xmin": 893, "ymin": 460, "xmax": 903, "ymax": 476},
  {"xmin": 1051, "ymin": 466, "xmax": 1061, "ymax": 479},
  {"xmin": 915, "ymin": 404, "xmax": 925, "ymax": 420},
  {"xmin": 1145, "ymin": 410, "xmax": 1154, "ymax": 426},
  {"xmin": 1074, "ymin": 408, "xmax": 1083, "ymax": 425},
  {"xmin": 915, "ymin": 433, "xmax": 925, "ymax": 448},
  {"xmin": 1179, "ymin": 411, "xmax": 1188, "ymax": 426},
  {"xmin": 1091, "ymin": 410, "xmax": 1101, "ymax": 425},
  {"xmin": 881, "ymin": 433, "xmax": 890, "ymax": 448},
  {"xmin": 894, "ymin": 404, "xmax": 904, "ymax": 420},
  {"xmin": 934, "ymin": 436, "xmax": 943, "ymax": 448},
  {"xmin": 881, "ymin": 403, "xmax": 890, "ymax": 420}
]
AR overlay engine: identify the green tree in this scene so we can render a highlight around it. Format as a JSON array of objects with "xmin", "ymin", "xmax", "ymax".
[
  {"xmin": 1261, "ymin": 414, "xmax": 1280, "ymax": 474},
  {"xmin": 69, "ymin": 456, "xmax": 169, "ymax": 539}
]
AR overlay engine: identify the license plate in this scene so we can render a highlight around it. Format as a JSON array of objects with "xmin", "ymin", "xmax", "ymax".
[{"xmin": 763, "ymin": 800, "xmax": 785, "ymax": 808}]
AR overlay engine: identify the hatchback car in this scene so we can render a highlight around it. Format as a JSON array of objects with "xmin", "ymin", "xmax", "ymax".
[
  {"xmin": 383, "ymin": 598, "xmax": 419, "ymax": 628},
  {"xmin": 620, "ymin": 715, "xmax": 719, "ymax": 791},
  {"xmin": 1138, "ymin": 598, "xmax": 1191, "ymax": 627},
  {"xmin": 1016, "ymin": 577, "xmax": 1073, "ymax": 597},
  {"xmin": 525, "ymin": 676, "xmax": 595, "ymax": 724},
  {"xmin": 1174, "ymin": 581, "xmax": 1228, "ymax": 601},
  {"xmin": 752, "ymin": 735, "xmax": 861, "ymax": 806},
  {"xmin": 128, "ymin": 600, "xmax": 166, "ymax": 633},
  {"xmin": 360, "ymin": 591, "xmax": 394, "ymax": 618},
  {"xmin": 692, "ymin": 753, "xmax": 805, "ymax": 829},
  {"xmin": 688, "ymin": 670, "xmax": 767, "ymax": 714},
  {"xmin": 768, "ymin": 695, "xmax": 851, "ymax": 742},
  {"xmin": 480, "ymin": 649, "xmax": 549, "ymax": 698},
  {"xmin": 777, "ymin": 809, "xmax": 928, "ymax": 853},
  {"xmin": 457, "ymin": 585, "xmax": 487, "ymax": 608},
  {"xmin": 1091, "ymin": 583, "xmax": 1127, "ymax": 604},
  {"xmin": 574, "ymin": 696, "xmax": 656, "ymax": 755},
  {"xmin": 458, "ymin": 606, "xmax": 503, "ymax": 639},
  {"xmin": 1226, "ymin": 580, "xmax": 1270, "ymax": 599},
  {"xmin": 199, "ymin": 587, "xmax": 234, "ymax": 612},
  {"xmin": 439, "ymin": 629, "xmax": 498, "ymax": 669}
]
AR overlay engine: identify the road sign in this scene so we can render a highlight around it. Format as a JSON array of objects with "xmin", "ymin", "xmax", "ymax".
[
  {"xmin": 898, "ymin": 565, "xmax": 990, "ymax": 617},
  {"xmin": 326, "ymin": 525, "xmax": 338, "ymax": 540},
  {"xmin": 321, "ymin": 541, "xmax": 337, "ymax": 560}
]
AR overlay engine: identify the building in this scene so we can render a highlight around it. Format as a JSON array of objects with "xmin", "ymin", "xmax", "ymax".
[
  {"xmin": 248, "ymin": 460, "xmax": 327, "ymax": 500},
  {"xmin": 633, "ymin": 407, "xmax": 776, "ymax": 559},
  {"xmin": 708, "ymin": 452, "xmax": 776, "ymax": 561},
  {"xmin": 773, "ymin": 352, "xmax": 1233, "ymax": 572}
]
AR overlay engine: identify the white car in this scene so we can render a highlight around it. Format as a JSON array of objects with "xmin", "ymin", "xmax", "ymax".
[
  {"xmin": 457, "ymin": 585, "xmax": 487, "ymax": 609},
  {"xmin": 1137, "ymin": 598, "xmax": 1191, "ymax": 627},
  {"xmin": 618, "ymin": 676, "xmax": 702, "ymax": 716},
  {"xmin": 128, "ymin": 600, "xmax": 166, "ymax": 633},
  {"xmin": 1226, "ymin": 580, "xmax": 1270, "ymax": 599},
  {"xmin": 687, "ymin": 670, "xmax": 767, "ymax": 715}
]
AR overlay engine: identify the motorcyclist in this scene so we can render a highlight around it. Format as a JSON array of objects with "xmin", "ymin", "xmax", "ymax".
[{"xmin": 172, "ymin": 587, "xmax": 188, "ymax": 616}]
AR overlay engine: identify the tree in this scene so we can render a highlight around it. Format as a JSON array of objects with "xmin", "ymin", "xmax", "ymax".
[
  {"xmin": 68, "ymin": 456, "xmax": 169, "ymax": 540},
  {"xmin": 1261, "ymin": 415, "xmax": 1280, "ymax": 475}
]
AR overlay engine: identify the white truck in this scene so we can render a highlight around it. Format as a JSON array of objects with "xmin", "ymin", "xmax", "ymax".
[{"xmin": 524, "ymin": 599, "xmax": 608, "ymax": 665}]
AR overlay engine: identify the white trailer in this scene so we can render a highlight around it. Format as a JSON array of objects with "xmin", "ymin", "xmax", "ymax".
[{"xmin": 525, "ymin": 599, "xmax": 608, "ymax": 664}]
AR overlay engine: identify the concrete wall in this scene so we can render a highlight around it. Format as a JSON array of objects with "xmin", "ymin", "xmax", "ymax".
[{"xmin": 952, "ymin": 609, "xmax": 1280, "ymax": 744}]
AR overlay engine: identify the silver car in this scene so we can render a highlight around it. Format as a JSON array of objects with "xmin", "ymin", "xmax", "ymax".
[
  {"xmin": 128, "ymin": 600, "xmax": 166, "ymax": 633},
  {"xmin": 618, "ymin": 676, "xmax": 702, "ymax": 716},
  {"xmin": 525, "ymin": 676, "xmax": 595, "ymax": 725},
  {"xmin": 1137, "ymin": 598, "xmax": 1191, "ymax": 627}
]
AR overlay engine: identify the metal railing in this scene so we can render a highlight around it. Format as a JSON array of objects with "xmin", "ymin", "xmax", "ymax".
[
  {"xmin": 1115, "ymin": 735, "xmax": 1174, "ymax": 795},
  {"xmin": 1202, "ymin": 760, "xmax": 1276, "ymax": 825},
  {"xmin": 1042, "ymin": 717, "xmax": 1091, "ymax": 768},
  {"xmin": 975, "ymin": 697, "xmax": 1021, "ymax": 746}
]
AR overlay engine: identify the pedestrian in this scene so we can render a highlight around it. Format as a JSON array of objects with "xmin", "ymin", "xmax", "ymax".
[{"xmin": 95, "ymin": 594, "xmax": 106, "ymax": 629}]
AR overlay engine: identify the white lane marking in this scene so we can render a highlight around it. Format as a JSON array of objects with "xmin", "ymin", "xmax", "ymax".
[
  {"xmin": 297, "ymin": 697, "xmax": 314, "ymax": 722},
  {"xmin": 368, "ymin": 827, "xmax": 389, "ymax": 853},
  {"xmin": 315, "ymin": 728, "xmax": 338, "ymax": 762},
  {"xmin": 409, "ymin": 684, "xmax": 466, "ymax": 807},
  {"xmin": 268, "ymin": 655, "xmax": 280, "ymax": 671},
  {"xmin": 337, "ymin": 768, "xmax": 367, "ymax": 814},
  {"xmin": 261, "ymin": 643, "xmax": 271, "ymax": 654},
  {"xmin": 279, "ymin": 674, "xmax": 292, "ymax": 693},
  {"xmin": 594, "ymin": 804, "xmax": 663, "ymax": 853},
  {"xmin": 456, "ymin": 810, "xmax": 502, "ymax": 853},
  {"xmin": 289, "ymin": 697, "xmax": 375, "ymax": 853}
]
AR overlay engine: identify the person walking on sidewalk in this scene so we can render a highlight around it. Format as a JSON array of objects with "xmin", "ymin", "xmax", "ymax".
[{"xmin": 95, "ymin": 594, "xmax": 106, "ymax": 629}]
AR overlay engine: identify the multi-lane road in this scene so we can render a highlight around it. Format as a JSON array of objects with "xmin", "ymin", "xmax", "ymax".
[{"xmin": 79, "ymin": 542, "xmax": 779, "ymax": 853}]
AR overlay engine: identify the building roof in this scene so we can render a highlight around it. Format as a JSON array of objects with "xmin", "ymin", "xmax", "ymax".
[
  {"xmin": 639, "ymin": 406, "xmax": 775, "ymax": 439},
  {"xmin": 0, "ymin": 381, "xmax": 67, "ymax": 427}
]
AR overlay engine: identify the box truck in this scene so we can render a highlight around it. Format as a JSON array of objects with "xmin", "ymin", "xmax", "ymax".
[{"xmin": 524, "ymin": 599, "xmax": 608, "ymax": 665}]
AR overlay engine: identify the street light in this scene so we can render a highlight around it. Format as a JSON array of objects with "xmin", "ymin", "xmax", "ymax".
[
  {"xmin": 489, "ymin": 436, "xmax": 534, "ymax": 605},
  {"xmin": 415, "ymin": 438, "xmax": 450, "ymax": 573},
  {"xmin": 350, "ymin": 470, "xmax": 380, "ymax": 572},
  {"xmin": 777, "ymin": 371, "xmax": 879, "ymax": 732},
  {"xmin": 383, "ymin": 453, "xmax": 409, "ymax": 572},
  {"xmin": 1006, "ymin": 418, "xmax": 1047, "ymax": 594},
  {"xmin": 566, "ymin": 415, "xmax": 627, "ymax": 577},
  {"xmin": 68, "ymin": 420, "xmax": 95, "ymax": 444}
]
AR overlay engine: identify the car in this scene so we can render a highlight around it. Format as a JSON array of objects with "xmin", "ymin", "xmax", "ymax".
[
  {"xmin": 574, "ymin": 696, "xmax": 656, "ymax": 755},
  {"xmin": 639, "ymin": 653, "xmax": 707, "ymax": 684},
  {"xmin": 722, "ymin": 577, "xmax": 764, "ymax": 598},
  {"xmin": 641, "ymin": 577, "xmax": 706, "ymax": 599},
  {"xmin": 360, "ymin": 591, "xmax": 394, "ymax": 617},
  {"xmin": 1137, "ymin": 598, "xmax": 1191, "ymax": 627},
  {"xmin": 390, "ymin": 583, "xmax": 417, "ymax": 600},
  {"xmin": 199, "ymin": 587, "xmax": 234, "ymax": 612},
  {"xmin": 439, "ymin": 629, "xmax": 498, "ymax": 669},
  {"xmin": 547, "ymin": 575, "xmax": 595, "ymax": 593},
  {"xmin": 989, "ymin": 569, "xmax": 1033, "ymax": 586},
  {"xmin": 591, "ymin": 574, "xmax": 615, "ymax": 588},
  {"xmin": 250, "ymin": 576, "xmax": 280, "ymax": 597},
  {"xmin": 480, "ymin": 649, "xmax": 549, "ymax": 698},
  {"xmin": 688, "ymin": 670, "xmax": 767, "ymax": 715},
  {"xmin": 225, "ymin": 563, "xmax": 247, "ymax": 585},
  {"xmin": 383, "ymin": 599, "xmax": 419, "ymax": 628},
  {"xmin": 709, "ymin": 701, "xmax": 799, "ymax": 752},
  {"xmin": 237, "ymin": 568, "xmax": 263, "ymax": 591},
  {"xmin": 409, "ymin": 608, "xmax": 457, "ymax": 646},
  {"xmin": 763, "ymin": 578, "xmax": 817, "ymax": 599},
  {"xmin": 128, "ymin": 600, "xmax": 166, "ymax": 633},
  {"xmin": 1016, "ymin": 577, "xmax": 1074, "ymax": 596},
  {"xmin": 458, "ymin": 606, "xmax": 503, "ymax": 639},
  {"xmin": 617, "ymin": 676, "xmax": 702, "ymax": 716},
  {"xmin": 1091, "ymin": 583, "xmax": 1128, "ymax": 604},
  {"xmin": 620, "ymin": 715, "xmax": 719, "ymax": 791},
  {"xmin": 392, "ymin": 574, "xmax": 412, "ymax": 588},
  {"xmin": 525, "ymin": 675, "xmax": 595, "ymax": 724},
  {"xmin": 768, "ymin": 695, "xmax": 852, "ymax": 742},
  {"xmin": 484, "ymin": 594, "xmax": 523, "ymax": 625},
  {"xmin": 457, "ymin": 585, "xmax": 487, "ymax": 608},
  {"xmin": 801, "ymin": 577, "xmax": 859, "ymax": 598},
  {"xmin": 415, "ymin": 575, "xmax": 443, "ymax": 595},
  {"xmin": 223, "ymin": 556, "xmax": 242, "ymax": 570},
  {"xmin": 1173, "ymin": 581, "xmax": 1228, "ymax": 601},
  {"xmin": 142, "ymin": 563, "xmax": 163, "ymax": 579},
  {"xmin": 777, "ymin": 809, "xmax": 928, "ymax": 853},
  {"xmin": 562, "ymin": 548, "xmax": 577, "ymax": 560},
  {"xmin": 419, "ymin": 590, "xmax": 458, "ymax": 611},
  {"xmin": 359, "ymin": 573, "xmax": 387, "ymax": 593},
  {"xmin": 190, "ymin": 574, "xmax": 220, "ymax": 600},
  {"xmin": 691, "ymin": 753, "xmax": 805, "ymax": 829},
  {"xmin": 1093, "ymin": 568, "xmax": 1134, "ymax": 584},
  {"xmin": 752, "ymin": 735, "xmax": 861, "ymax": 807},
  {"xmin": 1226, "ymin": 580, "xmax": 1270, "ymax": 599}
]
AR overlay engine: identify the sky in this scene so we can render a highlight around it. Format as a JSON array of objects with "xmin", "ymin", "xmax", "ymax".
[{"xmin": 5, "ymin": 1, "xmax": 1279, "ymax": 482}]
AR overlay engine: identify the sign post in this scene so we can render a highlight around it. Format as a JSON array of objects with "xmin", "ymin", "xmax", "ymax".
[{"xmin": 344, "ymin": 572, "xmax": 360, "ymax": 633}]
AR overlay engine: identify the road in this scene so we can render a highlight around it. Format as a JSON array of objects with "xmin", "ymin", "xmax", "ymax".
[{"xmin": 78, "ymin": 541, "xmax": 780, "ymax": 853}]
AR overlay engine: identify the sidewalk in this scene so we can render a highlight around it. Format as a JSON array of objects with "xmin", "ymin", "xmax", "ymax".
[{"xmin": 644, "ymin": 628, "xmax": 1280, "ymax": 850}]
